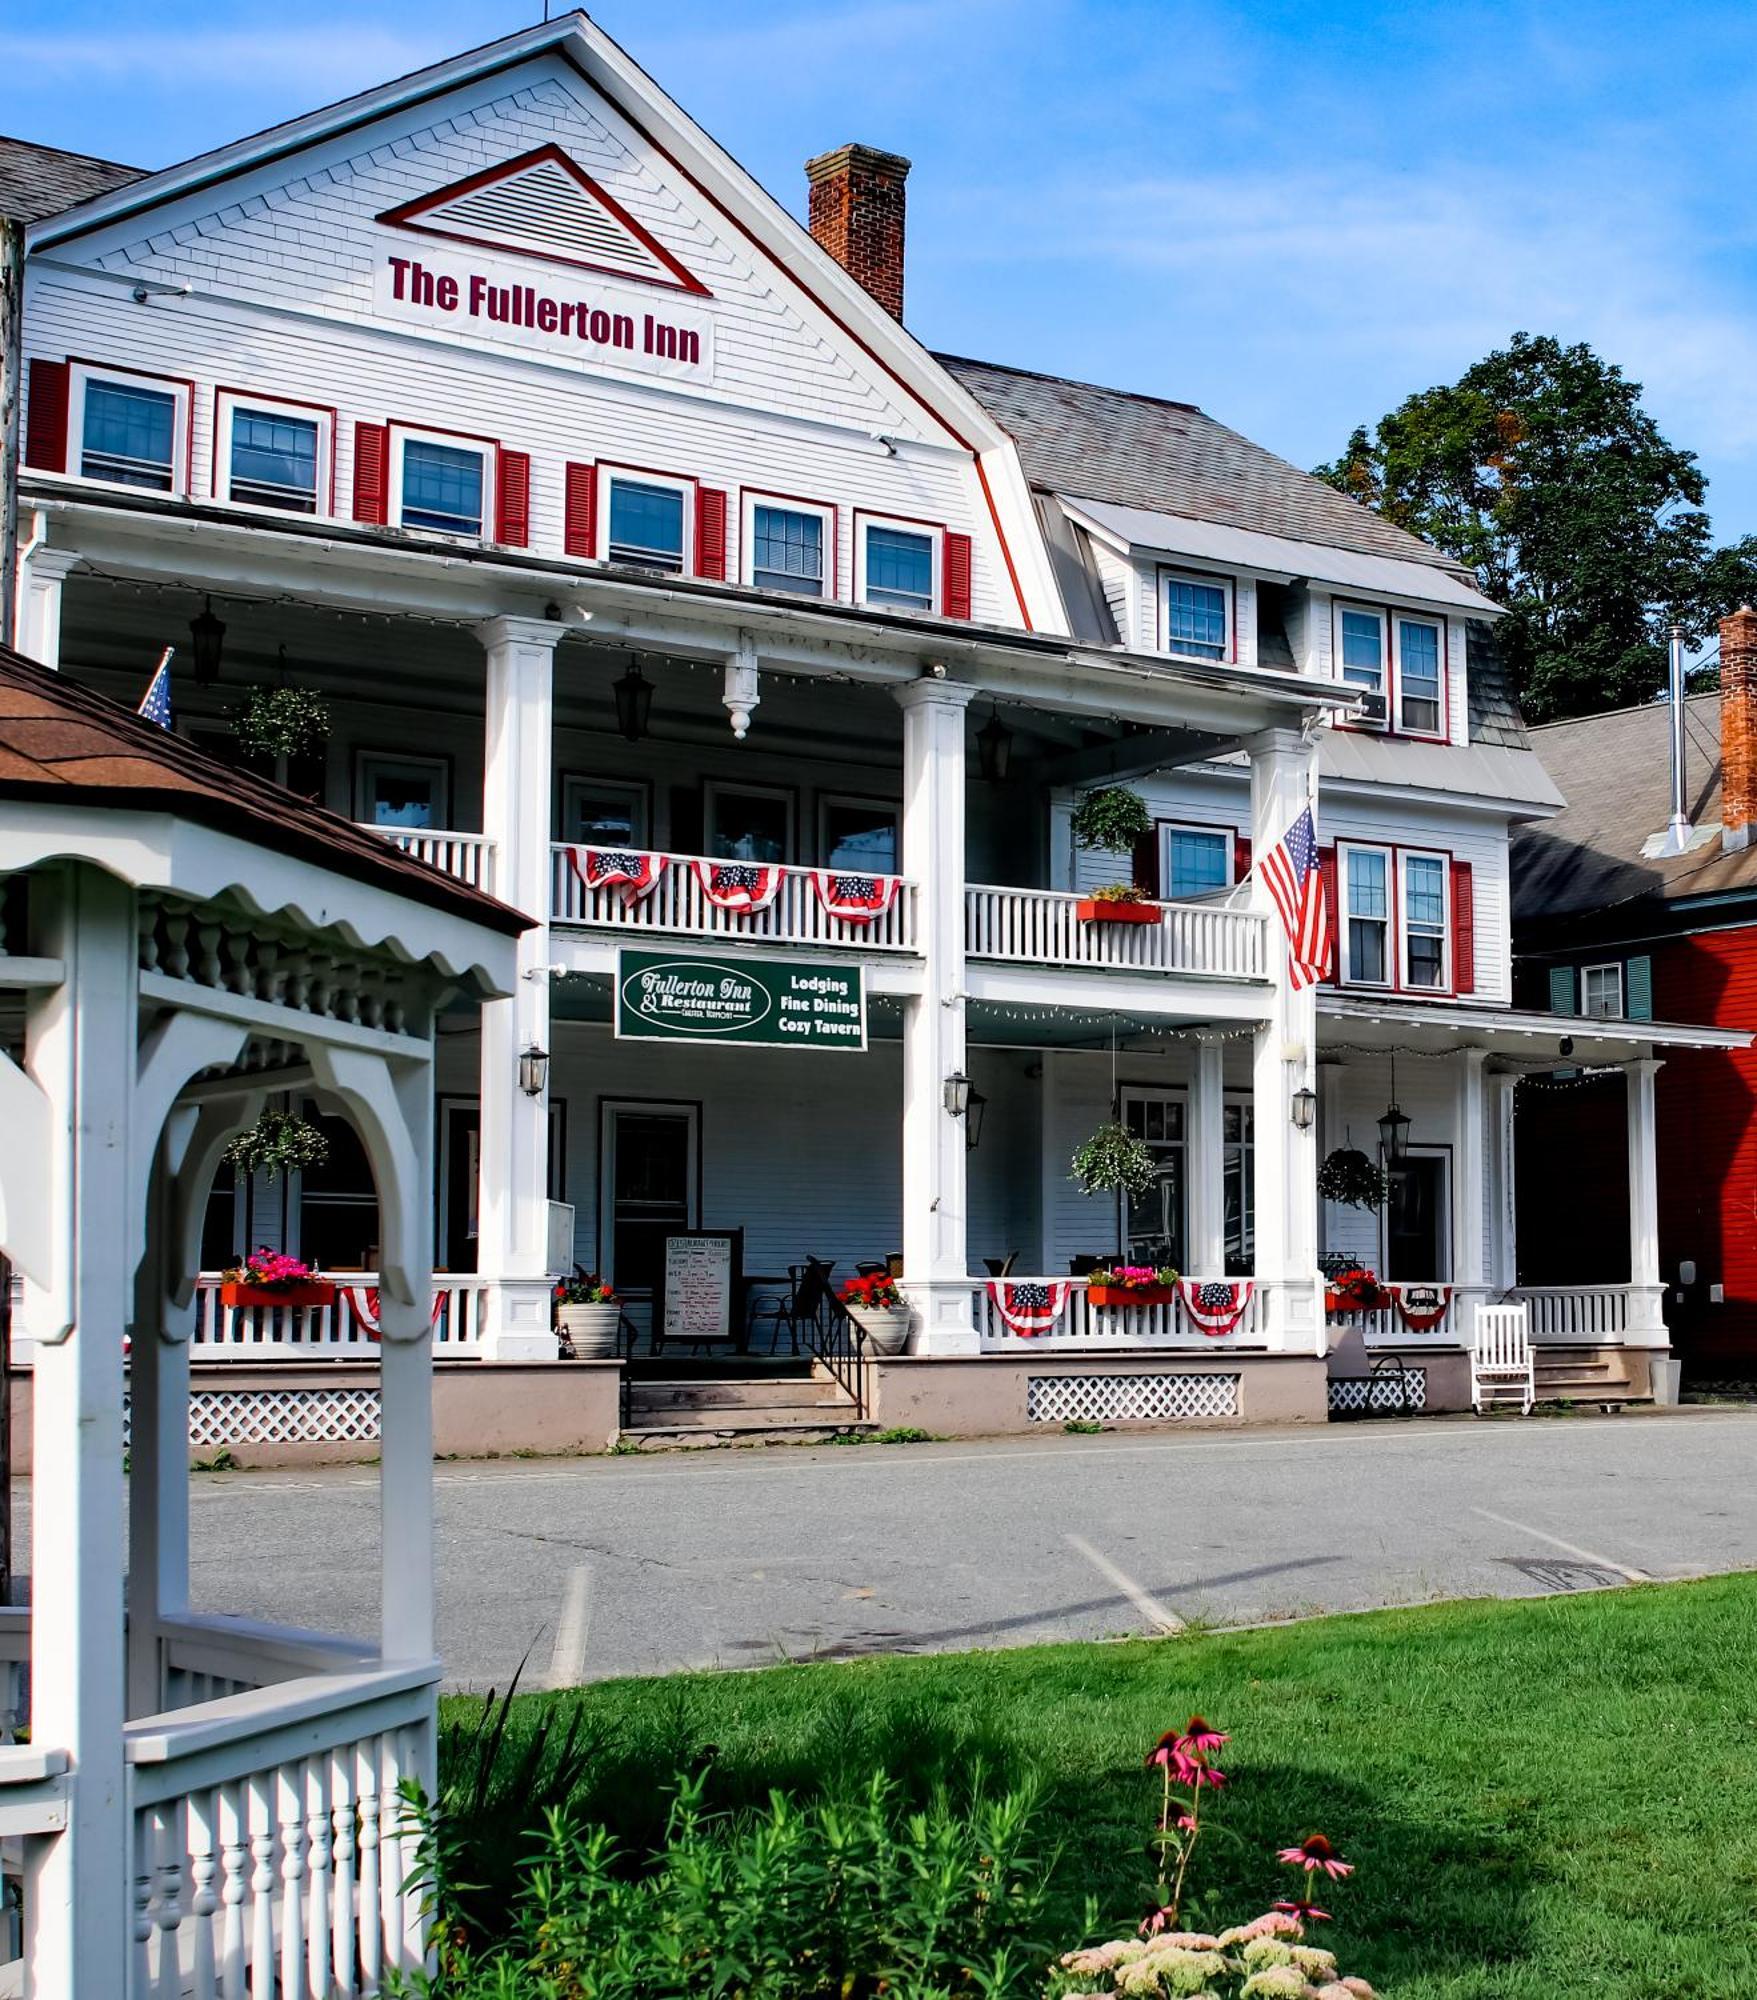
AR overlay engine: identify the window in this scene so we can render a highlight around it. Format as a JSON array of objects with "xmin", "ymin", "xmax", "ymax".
[
  {"xmin": 1396, "ymin": 618, "xmax": 1443, "ymax": 735},
  {"xmin": 821, "ymin": 797, "xmax": 899, "ymax": 874},
  {"xmin": 1120, "ymin": 1089, "xmax": 1185, "ymax": 1270},
  {"xmin": 1402, "ymin": 853, "xmax": 1448, "ymax": 989},
  {"xmin": 1223, "ymin": 1100, "xmax": 1254, "ymax": 1275},
  {"xmin": 860, "ymin": 521, "xmax": 935, "ymax": 610},
  {"xmin": 79, "ymin": 375, "xmax": 180, "ymax": 489},
  {"xmin": 399, "ymin": 437, "xmax": 485, "ymax": 535},
  {"xmin": 221, "ymin": 395, "xmax": 327, "ymax": 514},
  {"xmin": 562, "ymin": 777, "xmax": 649, "ymax": 849},
  {"xmin": 749, "ymin": 501, "xmax": 828, "ymax": 597},
  {"xmin": 357, "ymin": 753, "xmax": 449, "ymax": 830},
  {"xmin": 705, "ymin": 782, "xmax": 792, "ymax": 863},
  {"xmin": 1161, "ymin": 826, "xmax": 1232, "ymax": 899},
  {"xmin": 1582, "ymin": 963, "xmax": 1624, "ymax": 1018},
  {"xmin": 606, "ymin": 476, "xmax": 686, "ymax": 572},
  {"xmin": 1162, "ymin": 573, "xmax": 1229, "ymax": 660},
  {"xmin": 1342, "ymin": 847, "xmax": 1391, "ymax": 985},
  {"xmin": 1337, "ymin": 606, "xmax": 1386, "ymax": 697}
]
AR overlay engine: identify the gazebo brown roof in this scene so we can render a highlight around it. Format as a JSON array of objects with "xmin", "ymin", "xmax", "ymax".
[{"xmin": 0, "ymin": 643, "xmax": 527, "ymax": 936}]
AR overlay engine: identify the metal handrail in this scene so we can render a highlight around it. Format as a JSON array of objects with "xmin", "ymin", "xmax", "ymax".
[{"xmin": 800, "ymin": 1292, "xmax": 869, "ymax": 1422}]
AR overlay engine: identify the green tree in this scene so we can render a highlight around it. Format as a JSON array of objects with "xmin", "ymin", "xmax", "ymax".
[{"xmin": 1314, "ymin": 333, "xmax": 1712, "ymax": 721}]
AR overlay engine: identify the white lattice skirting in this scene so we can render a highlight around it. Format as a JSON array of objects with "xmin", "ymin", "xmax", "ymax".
[
  {"xmin": 1327, "ymin": 1371, "xmax": 1427, "ymax": 1416},
  {"xmin": 1027, "ymin": 1373, "xmax": 1241, "ymax": 1424},
  {"xmin": 123, "ymin": 1388, "xmax": 383, "ymax": 1450}
]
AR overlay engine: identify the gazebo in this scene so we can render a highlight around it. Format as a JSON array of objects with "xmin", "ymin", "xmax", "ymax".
[{"xmin": 0, "ymin": 644, "xmax": 525, "ymax": 1995}]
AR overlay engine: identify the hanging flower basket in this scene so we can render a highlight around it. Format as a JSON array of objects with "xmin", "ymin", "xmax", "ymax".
[
  {"xmin": 1069, "ymin": 786, "xmax": 1153, "ymax": 855},
  {"xmin": 1316, "ymin": 1147, "xmax": 1390, "ymax": 1212},
  {"xmin": 233, "ymin": 684, "xmax": 332, "ymax": 762},
  {"xmin": 1070, "ymin": 1122, "xmax": 1157, "ymax": 1199},
  {"xmin": 224, "ymin": 1108, "xmax": 330, "ymax": 1185}
]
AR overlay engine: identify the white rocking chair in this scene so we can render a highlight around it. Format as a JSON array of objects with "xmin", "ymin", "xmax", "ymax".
[{"xmin": 1471, "ymin": 1302, "xmax": 1535, "ymax": 1416}]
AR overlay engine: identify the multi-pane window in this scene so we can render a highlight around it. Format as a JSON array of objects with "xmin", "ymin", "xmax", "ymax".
[
  {"xmin": 1121, "ymin": 1091, "xmax": 1185, "ymax": 1270},
  {"xmin": 822, "ymin": 799, "xmax": 899, "ymax": 874},
  {"xmin": 863, "ymin": 525, "xmax": 934, "ymax": 610},
  {"xmin": 81, "ymin": 379, "xmax": 177, "ymax": 489},
  {"xmin": 751, "ymin": 505, "xmax": 825, "ymax": 596},
  {"xmin": 359, "ymin": 754, "xmax": 448, "ymax": 830},
  {"xmin": 607, "ymin": 478, "xmax": 685, "ymax": 572},
  {"xmin": 1338, "ymin": 608, "xmax": 1386, "ymax": 694},
  {"xmin": 1345, "ymin": 848, "xmax": 1391, "ymax": 984},
  {"xmin": 563, "ymin": 778, "xmax": 647, "ymax": 848},
  {"xmin": 401, "ymin": 439, "xmax": 484, "ymax": 535},
  {"xmin": 1164, "ymin": 575, "xmax": 1228, "ymax": 660},
  {"xmin": 706, "ymin": 784, "xmax": 791, "ymax": 863},
  {"xmin": 1164, "ymin": 827, "xmax": 1231, "ymax": 899},
  {"xmin": 230, "ymin": 407, "xmax": 320, "ymax": 512},
  {"xmin": 1223, "ymin": 1100, "xmax": 1255, "ymax": 1274},
  {"xmin": 1582, "ymin": 963, "xmax": 1624, "ymax": 1018},
  {"xmin": 1397, "ymin": 619, "xmax": 1443, "ymax": 734},
  {"xmin": 1403, "ymin": 854, "xmax": 1448, "ymax": 988}
]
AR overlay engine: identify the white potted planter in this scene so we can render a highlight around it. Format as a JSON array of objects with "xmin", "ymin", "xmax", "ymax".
[
  {"xmin": 845, "ymin": 1303, "xmax": 911, "ymax": 1355},
  {"xmin": 557, "ymin": 1301, "xmax": 620, "ymax": 1358}
]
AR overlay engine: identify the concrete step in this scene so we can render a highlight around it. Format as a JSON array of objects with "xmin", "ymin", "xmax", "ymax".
[
  {"xmin": 627, "ymin": 1378, "xmax": 851, "ymax": 1413},
  {"xmin": 620, "ymin": 1420, "xmax": 882, "ymax": 1450}
]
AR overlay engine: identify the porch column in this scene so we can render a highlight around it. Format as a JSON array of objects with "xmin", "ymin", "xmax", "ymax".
[
  {"xmin": 1627, "ymin": 1056, "xmax": 1667, "ymax": 1344},
  {"xmin": 25, "ymin": 863, "xmax": 134, "ymax": 1994},
  {"xmin": 476, "ymin": 615, "xmax": 566, "ymax": 1360},
  {"xmin": 1452, "ymin": 1047, "xmax": 1490, "ymax": 1331},
  {"xmin": 16, "ymin": 542, "xmax": 80, "ymax": 668},
  {"xmin": 1488, "ymin": 1069, "xmax": 1519, "ymax": 1294},
  {"xmin": 1246, "ymin": 728, "xmax": 1321, "ymax": 1352},
  {"xmin": 1187, "ymin": 1036, "xmax": 1227, "ymax": 1275},
  {"xmin": 896, "ymin": 677, "xmax": 978, "ymax": 1354}
]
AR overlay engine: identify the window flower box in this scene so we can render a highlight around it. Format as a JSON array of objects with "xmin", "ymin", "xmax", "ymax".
[
  {"xmin": 1088, "ymin": 1284, "xmax": 1176, "ymax": 1309},
  {"xmin": 1076, "ymin": 898, "xmax": 1160, "ymax": 926},
  {"xmin": 219, "ymin": 1281, "xmax": 336, "ymax": 1310}
]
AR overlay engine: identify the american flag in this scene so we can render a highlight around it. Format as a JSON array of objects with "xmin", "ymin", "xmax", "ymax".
[
  {"xmin": 137, "ymin": 647, "xmax": 173, "ymax": 730},
  {"xmin": 1259, "ymin": 806, "xmax": 1331, "ymax": 990}
]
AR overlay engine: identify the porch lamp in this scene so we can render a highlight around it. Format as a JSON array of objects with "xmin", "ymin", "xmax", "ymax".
[
  {"xmin": 1290, "ymin": 1085, "xmax": 1317, "ymax": 1132},
  {"xmin": 943, "ymin": 1071, "xmax": 972, "ymax": 1119},
  {"xmin": 189, "ymin": 596, "xmax": 226, "ymax": 686},
  {"xmin": 976, "ymin": 706, "xmax": 1014, "ymax": 783},
  {"xmin": 613, "ymin": 659, "xmax": 654, "ymax": 743},
  {"xmin": 1377, "ymin": 1098, "xmax": 1411, "ymax": 1164},
  {"xmin": 964, "ymin": 1083, "xmax": 989, "ymax": 1152},
  {"xmin": 518, "ymin": 1043, "xmax": 550, "ymax": 1096}
]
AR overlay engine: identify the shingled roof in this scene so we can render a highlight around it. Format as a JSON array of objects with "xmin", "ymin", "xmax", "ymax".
[
  {"xmin": 0, "ymin": 135, "xmax": 141, "ymax": 225},
  {"xmin": 0, "ymin": 644, "xmax": 527, "ymax": 936}
]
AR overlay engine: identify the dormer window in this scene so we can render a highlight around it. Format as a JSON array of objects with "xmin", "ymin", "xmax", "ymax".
[
  {"xmin": 1161, "ymin": 572, "xmax": 1230, "ymax": 661},
  {"xmin": 1395, "ymin": 617, "xmax": 1444, "ymax": 736},
  {"xmin": 1337, "ymin": 606, "xmax": 1386, "ymax": 696}
]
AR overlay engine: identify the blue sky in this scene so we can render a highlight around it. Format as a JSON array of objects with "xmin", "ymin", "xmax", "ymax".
[{"xmin": 9, "ymin": 1, "xmax": 1757, "ymax": 539}]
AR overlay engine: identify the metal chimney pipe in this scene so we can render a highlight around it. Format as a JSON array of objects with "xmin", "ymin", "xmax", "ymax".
[{"xmin": 1667, "ymin": 621, "xmax": 1690, "ymax": 853}]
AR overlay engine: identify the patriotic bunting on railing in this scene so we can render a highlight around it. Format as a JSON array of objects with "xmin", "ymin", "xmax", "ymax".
[
  {"xmin": 811, "ymin": 871, "xmax": 899, "ymax": 923},
  {"xmin": 987, "ymin": 1278, "xmax": 1072, "ymax": 1337},
  {"xmin": 695, "ymin": 860, "xmax": 783, "ymax": 911},
  {"xmin": 569, "ymin": 846, "xmax": 667, "ymax": 904},
  {"xmin": 340, "ymin": 1286, "xmax": 448, "ymax": 1338},
  {"xmin": 1394, "ymin": 1283, "xmax": 1452, "ymax": 1333},
  {"xmin": 1178, "ymin": 1277, "xmax": 1254, "ymax": 1337}
]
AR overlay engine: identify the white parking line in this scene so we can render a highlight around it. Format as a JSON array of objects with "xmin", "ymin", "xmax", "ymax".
[
  {"xmin": 547, "ymin": 1564, "xmax": 594, "ymax": 1688},
  {"xmin": 1471, "ymin": 1508, "xmax": 1652, "ymax": 1583},
  {"xmin": 1065, "ymin": 1532, "xmax": 1185, "ymax": 1632}
]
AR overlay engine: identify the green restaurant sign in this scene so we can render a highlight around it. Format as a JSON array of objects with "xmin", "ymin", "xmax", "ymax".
[{"xmin": 614, "ymin": 949, "xmax": 867, "ymax": 1051}]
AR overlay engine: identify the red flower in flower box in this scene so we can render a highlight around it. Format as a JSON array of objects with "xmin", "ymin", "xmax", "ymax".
[
  {"xmin": 219, "ymin": 1249, "xmax": 335, "ymax": 1310},
  {"xmin": 1324, "ymin": 1267, "xmax": 1389, "ymax": 1315}
]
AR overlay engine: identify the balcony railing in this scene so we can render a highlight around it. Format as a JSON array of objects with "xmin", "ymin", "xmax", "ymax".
[
  {"xmin": 551, "ymin": 847, "xmax": 919, "ymax": 951},
  {"xmin": 191, "ymin": 1273, "xmax": 490, "ymax": 1357},
  {"xmin": 362, "ymin": 825, "xmax": 497, "ymax": 891},
  {"xmin": 977, "ymin": 1276, "xmax": 1263, "ymax": 1349},
  {"xmin": 966, "ymin": 886, "xmax": 1269, "ymax": 980}
]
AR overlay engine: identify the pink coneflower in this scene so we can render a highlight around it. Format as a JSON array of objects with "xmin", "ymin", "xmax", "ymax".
[
  {"xmin": 1274, "ymin": 1898, "xmax": 1332, "ymax": 1923},
  {"xmin": 1278, "ymin": 1833, "xmax": 1354, "ymax": 1880},
  {"xmin": 1145, "ymin": 1731, "xmax": 1190, "ymax": 1772},
  {"xmin": 1178, "ymin": 1716, "xmax": 1229, "ymax": 1756}
]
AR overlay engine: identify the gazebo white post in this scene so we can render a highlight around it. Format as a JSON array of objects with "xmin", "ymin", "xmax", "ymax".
[
  {"xmin": 126, "ymin": 1170, "xmax": 190, "ymax": 1721},
  {"xmin": 24, "ymin": 863, "xmax": 135, "ymax": 1994},
  {"xmin": 476, "ymin": 615, "xmax": 567, "ymax": 1360},
  {"xmin": 1187, "ymin": 1035, "xmax": 1227, "ymax": 1277},
  {"xmin": 1246, "ymin": 729, "xmax": 1322, "ymax": 1353},
  {"xmin": 895, "ymin": 677, "xmax": 978, "ymax": 1354},
  {"xmin": 1626, "ymin": 1057, "xmax": 1667, "ymax": 1345},
  {"xmin": 1452, "ymin": 1048, "xmax": 1490, "ymax": 1333}
]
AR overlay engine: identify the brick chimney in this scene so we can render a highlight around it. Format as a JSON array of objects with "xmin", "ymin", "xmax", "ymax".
[
  {"xmin": 1721, "ymin": 604, "xmax": 1757, "ymax": 850},
  {"xmin": 805, "ymin": 144, "xmax": 910, "ymax": 321}
]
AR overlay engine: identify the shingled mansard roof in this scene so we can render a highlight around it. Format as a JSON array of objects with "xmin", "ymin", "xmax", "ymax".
[
  {"xmin": 0, "ymin": 644, "xmax": 527, "ymax": 937},
  {"xmin": 0, "ymin": 134, "xmax": 141, "ymax": 224}
]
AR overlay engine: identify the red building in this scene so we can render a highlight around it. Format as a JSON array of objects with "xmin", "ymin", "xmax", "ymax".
[{"xmin": 1512, "ymin": 607, "xmax": 1757, "ymax": 1381}]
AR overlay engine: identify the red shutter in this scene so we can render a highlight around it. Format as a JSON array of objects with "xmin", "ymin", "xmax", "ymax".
[
  {"xmin": 1451, "ymin": 858, "xmax": 1475, "ymax": 993},
  {"xmin": 1318, "ymin": 846, "xmax": 1340, "ymax": 983},
  {"xmin": 1132, "ymin": 821, "xmax": 1162, "ymax": 897},
  {"xmin": 564, "ymin": 462, "xmax": 596, "ymax": 558},
  {"xmin": 943, "ymin": 531, "xmax": 974, "ymax": 619},
  {"xmin": 1233, "ymin": 833, "xmax": 1252, "ymax": 884},
  {"xmin": 24, "ymin": 359, "xmax": 70, "ymax": 473},
  {"xmin": 352, "ymin": 422, "xmax": 390, "ymax": 526},
  {"xmin": 695, "ymin": 486, "xmax": 727, "ymax": 580},
  {"xmin": 495, "ymin": 448, "xmax": 531, "ymax": 547}
]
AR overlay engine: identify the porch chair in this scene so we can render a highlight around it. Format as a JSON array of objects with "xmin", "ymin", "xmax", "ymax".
[
  {"xmin": 748, "ymin": 1259, "xmax": 836, "ymax": 1355},
  {"xmin": 1471, "ymin": 1302, "xmax": 1535, "ymax": 1416}
]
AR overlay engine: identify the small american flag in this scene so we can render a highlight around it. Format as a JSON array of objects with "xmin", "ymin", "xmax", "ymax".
[
  {"xmin": 1259, "ymin": 806, "xmax": 1331, "ymax": 990},
  {"xmin": 137, "ymin": 647, "xmax": 174, "ymax": 730}
]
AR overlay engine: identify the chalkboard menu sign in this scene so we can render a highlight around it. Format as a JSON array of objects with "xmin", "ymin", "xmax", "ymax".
[{"xmin": 659, "ymin": 1230, "xmax": 742, "ymax": 1348}]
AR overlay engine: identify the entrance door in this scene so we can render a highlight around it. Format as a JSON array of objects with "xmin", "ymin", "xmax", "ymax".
[
  {"xmin": 1383, "ymin": 1149, "xmax": 1450, "ymax": 1280},
  {"xmin": 600, "ymin": 1102, "xmax": 699, "ymax": 1294},
  {"xmin": 1118, "ymin": 1088, "xmax": 1186, "ymax": 1269}
]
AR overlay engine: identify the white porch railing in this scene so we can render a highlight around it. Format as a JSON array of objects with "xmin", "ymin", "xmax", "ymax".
[
  {"xmin": 1349, "ymin": 1284, "xmax": 1465, "ymax": 1345},
  {"xmin": 978, "ymin": 1276, "xmax": 1264, "ymax": 1350},
  {"xmin": 966, "ymin": 886, "xmax": 1269, "ymax": 979},
  {"xmin": 360, "ymin": 825, "xmax": 496, "ymax": 892},
  {"xmin": 191, "ymin": 1273, "xmax": 490, "ymax": 1357},
  {"xmin": 550, "ymin": 847, "xmax": 919, "ymax": 951},
  {"xmin": 1510, "ymin": 1286, "xmax": 1632, "ymax": 1340},
  {"xmin": 125, "ymin": 1662, "xmax": 435, "ymax": 1999}
]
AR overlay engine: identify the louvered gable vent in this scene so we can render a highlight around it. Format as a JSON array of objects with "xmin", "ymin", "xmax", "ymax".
[{"xmin": 378, "ymin": 145, "xmax": 706, "ymax": 294}]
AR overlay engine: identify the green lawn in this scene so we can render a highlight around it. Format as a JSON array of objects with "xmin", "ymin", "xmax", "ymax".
[{"xmin": 442, "ymin": 1575, "xmax": 1757, "ymax": 1998}]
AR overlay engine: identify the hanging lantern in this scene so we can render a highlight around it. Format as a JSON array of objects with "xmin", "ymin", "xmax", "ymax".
[
  {"xmin": 1377, "ymin": 1099, "xmax": 1411, "ymax": 1163},
  {"xmin": 942, "ymin": 1071, "xmax": 971, "ymax": 1119},
  {"xmin": 1290, "ymin": 1085, "xmax": 1317, "ymax": 1131},
  {"xmin": 964, "ymin": 1084, "xmax": 988, "ymax": 1152},
  {"xmin": 976, "ymin": 707, "xmax": 1014, "ymax": 783},
  {"xmin": 518, "ymin": 1044, "xmax": 550, "ymax": 1097},
  {"xmin": 613, "ymin": 659, "xmax": 654, "ymax": 743},
  {"xmin": 189, "ymin": 596, "xmax": 226, "ymax": 686}
]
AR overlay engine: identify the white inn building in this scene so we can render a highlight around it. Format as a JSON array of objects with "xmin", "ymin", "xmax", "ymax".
[{"xmin": 5, "ymin": 9, "xmax": 1743, "ymax": 1444}]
